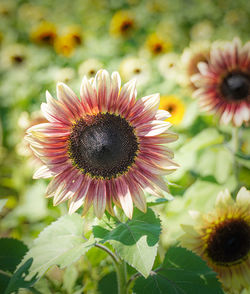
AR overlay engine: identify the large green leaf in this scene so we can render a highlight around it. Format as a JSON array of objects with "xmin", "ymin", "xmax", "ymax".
[
  {"xmin": 21, "ymin": 214, "xmax": 95, "ymax": 278},
  {"xmin": 180, "ymin": 128, "xmax": 224, "ymax": 153},
  {"xmin": 4, "ymin": 258, "xmax": 38, "ymax": 294},
  {"xmin": 0, "ymin": 238, "xmax": 28, "ymax": 273},
  {"xmin": 93, "ymin": 208, "xmax": 161, "ymax": 278},
  {"xmin": 133, "ymin": 247, "xmax": 223, "ymax": 294}
]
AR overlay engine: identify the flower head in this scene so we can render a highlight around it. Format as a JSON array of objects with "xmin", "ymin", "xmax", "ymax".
[
  {"xmin": 26, "ymin": 70, "xmax": 178, "ymax": 219},
  {"xmin": 146, "ymin": 33, "xmax": 172, "ymax": 56},
  {"xmin": 180, "ymin": 187, "xmax": 250, "ymax": 292},
  {"xmin": 159, "ymin": 95, "xmax": 185, "ymax": 125},
  {"xmin": 30, "ymin": 21, "xmax": 57, "ymax": 46},
  {"xmin": 180, "ymin": 41, "xmax": 210, "ymax": 88},
  {"xmin": 0, "ymin": 44, "xmax": 27, "ymax": 68},
  {"xmin": 119, "ymin": 57, "xmax": 151, "ymax": 86},
  {"xmin": 110, "ymin": 11, "xmax": 135, "ymax": 37},
  {"xmin": 78, "ymin": 58, "xmax": 103, "ymax": 79},
  {"xmin": 192, "ymin": 38, "xmax": 250, "ymax": 126},
  {"xmin": 54, "ymin": 35, "xmax": 76, "ymax": 57},
  {"xmin": 63, "ymin": 25, "xmax": 83, "ymax": 45}
]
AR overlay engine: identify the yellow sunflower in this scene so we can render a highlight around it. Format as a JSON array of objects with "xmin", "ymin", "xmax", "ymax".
[
  {"xmin": 159, "ymin": 95, "xmax": 185, "ymax": 125},
  {"xmin": 54, "ymin": 35, "xmax": 76, "ymax": 57},
  {"xmin": 180, "ymin": 187, "xmax": 250, "ymax": 293},
  {"xmin": 110, "ymin": 10, "xmax": 135, "ymax": 37},
  {"xmin": 63, "ymin": 25, "xmax": 83, "ymax": 46},
  {"xmin": 146, "ymin": 33, "xmax": 172, "ymax": 55},
  {"xmin": 30, "ymin": 21, "xmax": 57, "ymax": 45}
]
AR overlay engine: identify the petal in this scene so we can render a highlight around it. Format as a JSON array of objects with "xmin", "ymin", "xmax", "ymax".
[
  {"xmin": 107, "ymin": 71, "xmax": 121, "ymax": 112},
  {"xmin": 93, "ymin": 181, "xmax": 107, "ymax": 219},
  {"xmin": 236, "ymin": 187, "xmax": 250, "ymax": 206},
  {"xmin": 136, "ymin": 120, "xmax": 172, "ymax": 137},
  {"xmin": 33, "ymin": 165, "xmax": 55, "ymax": 179},
  {"xmin": 68, "ymin": 177, "xmax": 91, "ymax": 214},
  {"xmin": 115, "ymin": 178, "xmax": 133, "ymax": 219},
  {"xmin": 95, "ymin": 69, "xmax": 111, "ymax": 113},
  {"xmin": 80, "ymin": 76, "xmax": 98, "ymax": 114},
  {"xmin": 56, "ymin": 83, "xmax": 82, "ymax": 118}
]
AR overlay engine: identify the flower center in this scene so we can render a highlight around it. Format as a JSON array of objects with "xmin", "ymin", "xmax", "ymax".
[
  {"xmin": 206, "ymin": 218, "xmax": 250, "ymax": 264},
  {"xmin": 220, "ymin": 72, "xmax": 250, "ymax": 101},
  {"xmin": 121, "ymin": 21, "xmax": 133, "ymax": 33},
  {"xmin": 68, "ymin": 113, "xmax": 139, "ymax": 179}
]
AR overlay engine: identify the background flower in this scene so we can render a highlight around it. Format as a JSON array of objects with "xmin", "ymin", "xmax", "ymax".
[{"xmin": 180, "ymin": 187, "xmax": 250, "ymax": 292}]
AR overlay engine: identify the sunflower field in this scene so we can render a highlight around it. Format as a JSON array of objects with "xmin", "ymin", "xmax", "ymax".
[{"xmin": 0, "ymin": 0, "xmax": 250, "ymax": 293}]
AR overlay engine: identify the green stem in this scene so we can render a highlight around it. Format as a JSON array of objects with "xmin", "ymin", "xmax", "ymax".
[
  {"xmin": 232, "ymin": 127, "xmax": 240, "ymax": 194},
  {"xmin": 95, "ymin": 244, "xmax": 127, "ymax": 294}
]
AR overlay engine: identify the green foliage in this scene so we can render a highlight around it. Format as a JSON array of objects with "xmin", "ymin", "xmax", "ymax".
[
  {"xmin": 21, "ymin": 214, "xmax": 95, "ymax": 278},
  {"xmin": 93, "ymin": 208, "xmax": 161, "ymax": 278},
  {"xmin": 133, "ymin": 247, "xmax": 224, "ymax": 294},
  {"xmin": 98, "ymin": 272, "xmax": 117, "ymax": 294},
  {"xmin": 4, "ymin": 258, "xmax": 38, "ymax": 294},
  {"xmin": 180, "ymin": 128, "xmax": 224, "ymax": 153},
  {"xmin": 0, "ymin": 238, "xmax": 28, "ymax": 273}
]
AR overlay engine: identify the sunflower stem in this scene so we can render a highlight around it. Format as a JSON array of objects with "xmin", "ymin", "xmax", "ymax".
[
  {"xmin": 116, "ymin": 259, "xmax": 128, "ymax": 294},
  {"xmin": 95, "ymin": 243, "xmax": 128, "ymax": 294},
  {"xmin": 232, "ymin": 127, "xmax": 240, "ymax": 194}
]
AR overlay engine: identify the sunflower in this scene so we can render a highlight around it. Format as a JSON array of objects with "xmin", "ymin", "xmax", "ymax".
[
  {"xmin": 0, "ymin": 44, "xmax": 26, "ymax": 68},
  {"xmin": 180, "ymin": 41, "xmax": 210, "ymax": 88},
  {"xmin": 54, "ymin": 35, "xmax": 76, "ymax": 57},
  {"xmin": 31, "ymin": 21, "xmax": 57, "ymax": 45},
  {"xmin": 180, "ymin": 187, "xmax": 250, "ymax": 293},
  {"xmin": 63, "ymin": 25, "xmax": 83, "ymax": 45},
  {"xmin": 110, "ymin": 10, "xmax": 135, "ymax": 37},
  {"xmin": 158, "ymin": 53, "xmax": 181, "ymax": 84},
  {"xmin": 159, "ymin": 95, "xmax": 185, "ymax": 125},
  {"xmin": 78, "ymin": 59, "xmax": 103, "ymax": 79},
  {"xmin": 192, "ymin": 38, "xmax": 250, "ymax": 126},
  {"xmin": 146, "ymin": 33, "xmax": 172, "ymax": 56},
  {"xmin": 119, "ymin": 57, "xmax": 151, "ymax": 86},
  {"xmin": 25, "ymin": 70, "xmax": 178, "ymax": 219}
]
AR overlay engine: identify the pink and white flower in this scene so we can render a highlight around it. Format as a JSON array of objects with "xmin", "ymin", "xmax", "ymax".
[
  {"xmin": 192, "ymin": 38, "xmax": 250, "ymax": 126},
  {"xmin": 26, "ymin": 70, "xmax": 178, "ymax": 219}
]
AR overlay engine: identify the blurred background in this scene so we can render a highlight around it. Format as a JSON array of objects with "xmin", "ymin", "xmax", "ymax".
[{"xmin": 0, "ymin": 0, "xmax": 250, "ymax": 293}]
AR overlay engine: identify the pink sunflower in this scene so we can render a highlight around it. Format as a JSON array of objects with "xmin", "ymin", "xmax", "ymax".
[
  {"xmin": 191, "ymin": 38, "xmax": 250, "ymax": 126},
  {"xmin": 25, "ymin": 70, "xmax": 178, "ymax": 218}
]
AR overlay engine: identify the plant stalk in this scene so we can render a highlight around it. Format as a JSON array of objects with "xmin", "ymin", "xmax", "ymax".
[{"xmin": 95, "ymin": 243, "xmax": 127, "ymax": 294}]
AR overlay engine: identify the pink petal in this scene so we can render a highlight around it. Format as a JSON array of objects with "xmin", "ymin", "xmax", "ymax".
[{"xmin": 115, "ymin": 178, "xmax": 133, "ymax": 219}]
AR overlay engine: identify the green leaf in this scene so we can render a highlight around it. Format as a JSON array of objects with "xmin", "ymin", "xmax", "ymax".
[
  {"xmin": 0, "ymin": 238, "xmax": 28, "ymax": 273},
  {"xmin": 4, "ymin": 258, "xmax": 37, "ymax": 294},
  {"xmin": 180, "ymin": 128, "xmax": 224, "ymax": 153},
  {"xmin": 146, "ymin": 195, "xmax": 169, "ymax": 207},
  {"xmin": 21, "ymin": 214, "xmax": 95, "ymax": 278},
  {"xmin": 93, "ymin": 208, "xmax": 161, "ymax": 278},
  {"xmin": 133, "ymin": 247, "xmax": 223, "ymax": 294},
  {"xmin": 97, "ymin": 272, "xmax": 117, "ymax": 294}
]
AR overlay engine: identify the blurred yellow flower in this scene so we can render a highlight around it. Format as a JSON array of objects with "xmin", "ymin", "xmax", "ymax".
[
  {"xmin": 146, "ymin": 33, "xmax": 172, "ymax": 55},
  {"xmin": 159, "ymin": 95, "xmax": 185, "ymax": 125},
  {"xmin": 30, "ymin": 21, "xmax": 57, "ymax": 45},
  {"xmin": 63, "ymin": 25, "xmax": 83, "ymax": 46},
  {"xmin": 54, "ymin": 35, "xmax": 76, "ymax": 57},
  {"xmin": 110, "ymin": 10, "xmax": 135, "ymax": 37}
]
